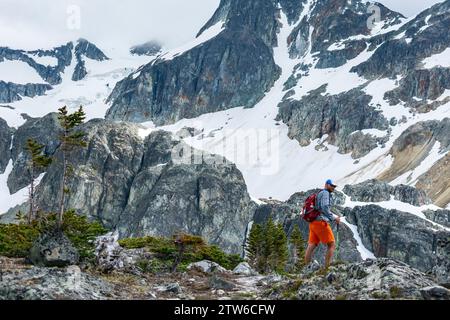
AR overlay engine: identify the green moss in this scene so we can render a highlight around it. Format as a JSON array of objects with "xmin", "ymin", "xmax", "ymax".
[
  {"xmin": 0, "ymin": 210, "xmax": 106, "ymax": 262},
  {"xmin": 389, "ymin": 286, "xmax": 403, "ymax": 299},
  {"xmin": 372, "ymin": 291, "xmax": 389, "ymax": 299}
]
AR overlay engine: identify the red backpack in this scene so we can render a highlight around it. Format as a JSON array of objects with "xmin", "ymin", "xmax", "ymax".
[{"xmin": 302, "ymin": 193, "xmax": 321, "ymax": 223}]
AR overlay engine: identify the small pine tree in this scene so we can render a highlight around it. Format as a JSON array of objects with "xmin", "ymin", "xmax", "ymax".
[
  {"xmin": 289, "ymin": 224, "xmax": 306, "ymax": 272},
  {"xmin": 247, "ymin": 217, "xmax": 289, "ymax": 274},
  {"xmin": 272, "ymin": 223, "xmax": 288, "ymax": 273},
  {"xmin": 57, "ymin": 106, "xmax": 87, "ymax": 229},
  {"xmin": 263, "ymin": 217, "xmax": 276, "ymax": 273},
  {"xmin": 25, "ymin": 138, "xmax": 52, "ymax": 224},
  {"xmin": 247, "ymin": 223, "xmax": 264, "ymax": 271}
]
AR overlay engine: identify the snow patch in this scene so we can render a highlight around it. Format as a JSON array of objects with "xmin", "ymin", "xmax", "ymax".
[
  {"xmin": 30, "ymin": 54, "xmax": 58, "ymax": 67},
  {"xmin": 159, "ymin": 21, "xmax": 225, "ymax": 61},
  {"xmin": 0, "ymin": 59, "xmax": 45, "ymax": 84},
  {"xmin": 344, "ymin": 195, "xmax": 449, "ymax": 232},
  {"xmin": 422, "ymin": 48, "xmax": 450, "ymax": 69},
  {"xmin": 341, "ymin": 217, "xmax": 376, "ymax": 260},
  {"xmin": 0, "ymin": 160, "xmax": 45, "ymax": 214}
]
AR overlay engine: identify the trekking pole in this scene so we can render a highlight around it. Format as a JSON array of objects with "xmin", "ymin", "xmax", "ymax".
[
  {"xmin": 333, "ymin": 209, "xmax": 341, "ymax": 260},
  {"xmin": 335, "ymin": 223, "xmax": 340, "ymax": 260}
]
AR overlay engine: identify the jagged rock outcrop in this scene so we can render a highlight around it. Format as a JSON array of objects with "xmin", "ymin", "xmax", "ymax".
[
  {"xmin": 277, "ymin": 86, "xmax": 389, "ymax": 158},
  {"xmin": 268, "ymin": 259, "xmax": 449, "ymax": 300},
  {"xmin": 0, "ymin": 118, "xmax": 14, "ymax": 173},
  {"xmin": 343, "ymin": 179, "xmax": 432, "ymax": 206},
  {"xmin": 0, "ymin": 39, "xmax": 109, "ymax": 102},
  {"xmin": 106, "ymin": 0, "xmax": 283, "ymax": 125},
  {"xmin": 0, "ymin": 81, "xmax": 53, "ymax": 104},
  {"xmin": 11, "ymin": 119, "xmax": 256, "ymax": 254},
  {"xmin": 385, "ymin": 67, "xmax": 450, "ymax": 112},
  {"xmin": 344, "ymin": 205, "xmax": 450, "ymax": 286},
  {"xmin": 351, "ymin": 1, "xmax": 450, "ymax": 79},
  {"xmin": 0, "ymin": 43, "xmax": 73, "ymax": 86},
  {"xmin": 72, "ymin": 39, "xmax": 109, "ymax": 81},
  {"xmin": 287, "ymin": 0, "xmax": 402, "ymax": 64},
  {"xmin": 130, "ymin": 41, "xmax": 162, "ymax": 56}
]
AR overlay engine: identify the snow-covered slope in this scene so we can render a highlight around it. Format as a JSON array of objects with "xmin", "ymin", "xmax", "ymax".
[{"xmin": 135, "ymin": 0, "xmax": 450, "ymax": 207}]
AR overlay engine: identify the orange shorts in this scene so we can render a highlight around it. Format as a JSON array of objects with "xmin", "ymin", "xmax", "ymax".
[{"xmin": 309, "ymin": 220, "xmax": 335, "ymax": 245}]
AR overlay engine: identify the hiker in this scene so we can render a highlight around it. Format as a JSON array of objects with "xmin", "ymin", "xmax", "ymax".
[{"xmin": 304, "ymin": 179, "xmax": 341, "ymax": 269}]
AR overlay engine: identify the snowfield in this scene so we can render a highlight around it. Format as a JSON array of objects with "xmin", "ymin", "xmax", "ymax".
[
  {"xmin": 0, "ymin": 48, "xmax": 153, "ymax": 128},
  {"xmin": 0, "ymin": 59, "xmax": 46, "ymax": 84}
]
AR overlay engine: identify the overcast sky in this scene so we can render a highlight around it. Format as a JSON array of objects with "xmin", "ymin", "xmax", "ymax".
[{"xmin": 0, "ymin": 0, "xmax": 445, "ymax": 51}]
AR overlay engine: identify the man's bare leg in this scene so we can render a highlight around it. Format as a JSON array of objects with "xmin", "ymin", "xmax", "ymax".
[
  {"xmin": 305, "ymin": 243, "xmax": 318, "ymax": 265},
  {"xmin": 325, "ymin": 242, "xmax": 336, "ymax": 269}
]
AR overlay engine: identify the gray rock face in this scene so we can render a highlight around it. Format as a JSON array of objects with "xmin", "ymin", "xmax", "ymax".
[
  {"xmin": 25, "ymin": 120, "xmax": 255, "ymax": 254},
  {"xmin": 0, "ymin": 118, "xmax": 14, "ymax": 173},
  {"xmin": 343, "ymin": 179, "xmax": 432, "ymax": 206},
  {"xmin": 345, "ymin": 205, "xmax": 450, "ymax": 285},
  {"xmin": 0, "ymin": 81, "xmax": 53, "ymax": 104},
  {"xmin": 423, "ymin": 209, "xmax": 450, "ymax": 228},
  {"xmin": 106, "ymin": 0, "xmax": 282, "ymax": 125},
  {"xmin": 276, "ymin": 86, "xmax": 389, "ymax": 158},
  {"xmin": 130, "ymin": 41, "xmax": 162, "ymax": 56},
  {"xmin": 29, "ymin": 231, "xmax": 80, "ymax": 268},
  {"xmin": 7, "ymin": 113, "xmax": 61, "ymax": 194},
  {"xmin": 106, "ymin": 29, "xmax": 280, "ymax": 125}
]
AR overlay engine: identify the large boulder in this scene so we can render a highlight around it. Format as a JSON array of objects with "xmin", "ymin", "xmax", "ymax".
[{"xmin": 29, "ymin": 231, "xmax": 79, "ymax": 267}]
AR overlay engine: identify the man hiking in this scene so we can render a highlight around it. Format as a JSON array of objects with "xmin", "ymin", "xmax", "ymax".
[{"xmin": 304, "ymin": 179, "xmax": 341, "ymax": 269}]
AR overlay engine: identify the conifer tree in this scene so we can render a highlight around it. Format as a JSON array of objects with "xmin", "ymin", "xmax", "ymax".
[
  {"xmin": 272, "ymin": 223, "xmax": 288, "ymax": 273},
  {"xmin": 263, "ymin": 217, "xmax": 276, "ymax": 273},
  {"xmin": 247, "ymin": 223, "xmax": 264, "ymax": 271},
  {"xmin": 57, "ymin": 106, "xmax": 87, "ymax": 229},
  {"xmin": 289, "ymin": 224, "xmax": 306, "ymax": 272},
  {"xmin": 25, "ymin": 138, "xmax": 52, "ymax": 224}
]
